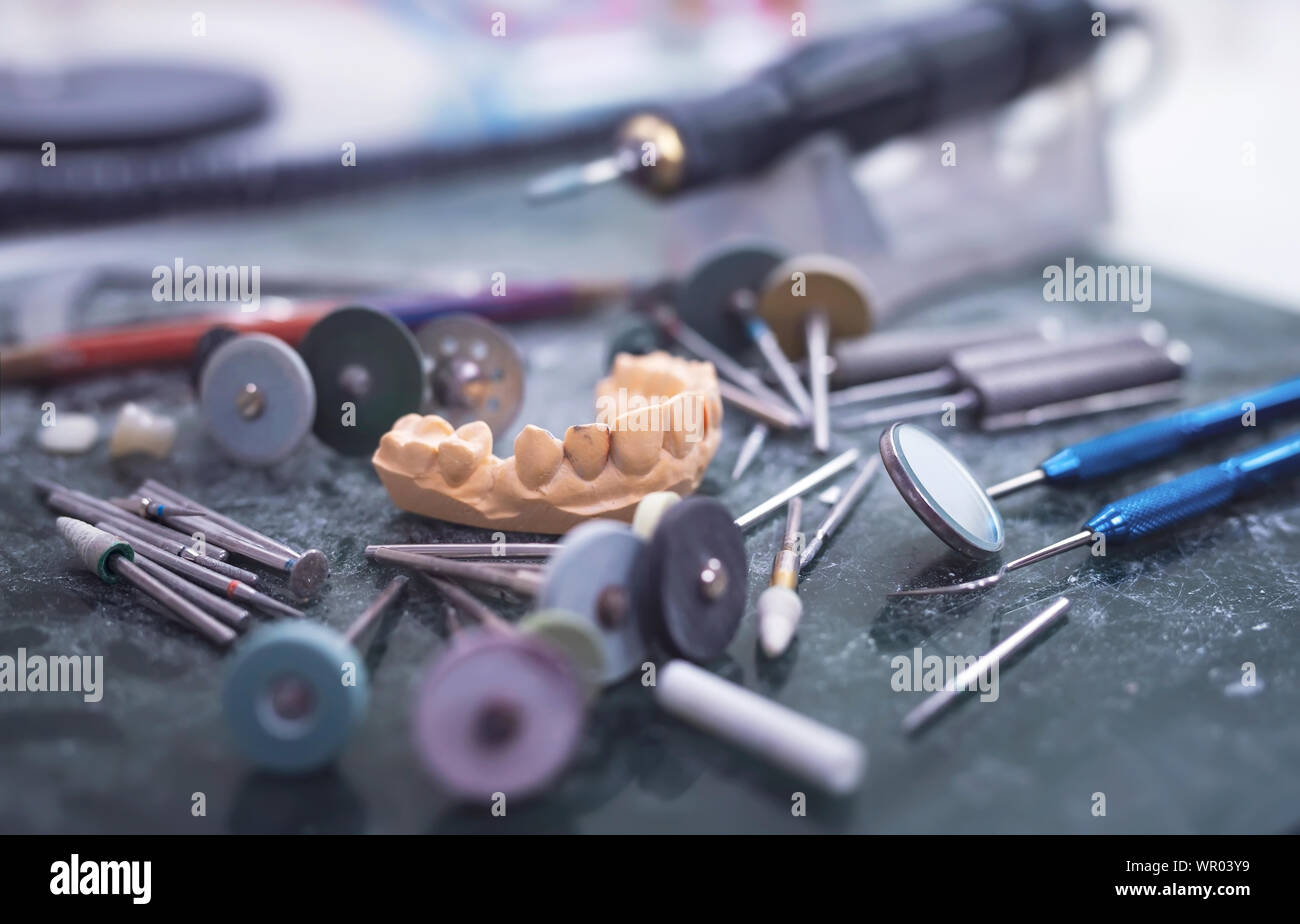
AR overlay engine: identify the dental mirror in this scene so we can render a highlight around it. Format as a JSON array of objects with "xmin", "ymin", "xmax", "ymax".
[{"xmin": 879, "ymin": 422, "xmax": 1004, "ymax": 559}]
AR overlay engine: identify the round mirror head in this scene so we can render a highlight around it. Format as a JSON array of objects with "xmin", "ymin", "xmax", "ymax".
[{"xmin": 879, "ymin": 423, "xmax": 1004, "ymax": 559}]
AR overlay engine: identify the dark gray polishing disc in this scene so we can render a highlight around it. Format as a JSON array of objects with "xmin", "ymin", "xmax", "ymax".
[
  {"xmin": 539, "ymin": 520, "xmax": 647, "ymax": 685},
  {"xmin": 415, "ymin": 314, "xmax": 525, "ymax": 438},
  {"xmin": 0, "ymin": 64, "xmax": 268, "ymax": 147},
  {"xmin": 412, "ymin": 632, "xmax": 585, "ymax": 801},
  {"xmin": 299, "ymin": 306, "xmax": 426, "ymax": 456},
  {"xmin": 677, "ymin": 243, "xmax": 785, "ymax": 356},
  {"xmin": 190, "ymin": 325, "xmax": 238, "ymax": 387},
  {"xmin": 199, "ymin": 333, "xmax": 316, "ymax": 467},
  {"xmin": 605, "ymin": 319, "xmax": 664, "ymax": 371},
  {"xmin": 637, "ymin": 497, "xmax": 747, "ymax": 662}
]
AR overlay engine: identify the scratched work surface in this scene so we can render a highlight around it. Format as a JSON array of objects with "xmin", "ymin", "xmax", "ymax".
[{"xmin": 1, "ymin": 178, "xmax": 1298, "ymax": 834}]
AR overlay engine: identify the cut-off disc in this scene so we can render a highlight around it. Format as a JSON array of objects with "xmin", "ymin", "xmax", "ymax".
[
  {"xmin": 412, "ymin": 631, "xmax": 585, "ymax": 801},
  {"xmin": 199, "ymin": 333, "xmax": 315, "ymax": 466},
  {"xmin": 677, "ymin": 242, "xmax": 785, "ymax": 356},
  {"xmin": 415, "ymin": 314, "xmax": 525, "ymax": 438},
  {"xmin": 637, "ymin": 496, "xmax": 747, "ymax": 662},
  {"xmin": 222, "ymin": 622, "xmax": 368, "ymax": 774},
  {"xmin": 299, "ymin": 306, "xmax": 426, "ymax": 456},
  {"xmin": 538, "ymin": 520, "xmax": 647, "ymax": 685}
]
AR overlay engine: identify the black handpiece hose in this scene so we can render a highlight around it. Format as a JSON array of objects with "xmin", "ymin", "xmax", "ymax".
[{"xmin": 531, "ymin": 0, "xmax": 1126, "ymax": 201}]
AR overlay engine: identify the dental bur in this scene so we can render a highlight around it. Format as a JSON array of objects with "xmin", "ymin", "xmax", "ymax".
[
  {"xmin": 56, "ymin": 518, "xmax": 237, "ymax": 647},
  {"xmin": 757, "ymin": 498, "xmax": 804, "ymax": 658},
  {"xmin": 901, "ymin": 598, "xmax": 1070, "ymax": 734}
]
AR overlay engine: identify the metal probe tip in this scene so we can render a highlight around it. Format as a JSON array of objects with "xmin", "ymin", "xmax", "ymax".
[
  {"xmin": 889, "ymin": 530, "xmax": 1095, "ymax": 597},
  {"xmin": 526, "ymin": 155, "xmax": 629, "ymax": 204}
]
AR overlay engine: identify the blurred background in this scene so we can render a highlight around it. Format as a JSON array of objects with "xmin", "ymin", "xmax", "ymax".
[{"xmin": 0, "ymin": 0, "xmax": 1295, "ymax": 317}]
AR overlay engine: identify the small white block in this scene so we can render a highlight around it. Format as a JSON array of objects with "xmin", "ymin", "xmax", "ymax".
[
  {"xmin": 37, "ymin": 413, "xmax": 99, "ymax": 455},
  {"xmin": 654, "ymin": 659, "xmax": 866, "ymax": 795}
]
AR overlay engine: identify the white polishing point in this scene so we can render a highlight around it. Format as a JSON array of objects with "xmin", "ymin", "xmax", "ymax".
[
  {"xmin": 758, "ymin": 585, "xmax": 803, "ymax": 658},
  {"xmin": 37, "ymin": 413, "xmax": 99, "ymax": 455},
  {"xmin": 632, "ymin": 490, "xmax": 681, "ymax": 539},
  {"xmin": 109, "ymin": 403, "xmax": 177, "ymax": 459}
]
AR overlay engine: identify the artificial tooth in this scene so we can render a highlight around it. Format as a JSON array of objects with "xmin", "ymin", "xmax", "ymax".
[
  {"xmin": 610, "ymin": 407, "xmax": 664, "ymax": 475},
  {"xmin": 563, "ymin": 423, "xmax": 610, "ymax": 480},
  {"xmin": 438, "ymin": 421, "xmax": 492, "ymax": 485},
  {"xmin": 514, "ymin": 425, "xmax": 563, "ymax": 489}
]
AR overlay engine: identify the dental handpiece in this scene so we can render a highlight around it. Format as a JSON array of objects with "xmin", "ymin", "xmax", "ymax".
[
  {"xmin": 986, "ymin": 376, "xmax": 1300, "ymax": 497},
  {"xmin": 835, "ymin": 332, "xmax": 1189, "ymax": 430},
  {"xmin": 529, "ymin": 0, "xmax": 1125, "ymax": 201},
  {"xmin": 893, "ymin": 431, "xmax": 1300, "ymax": 597}
]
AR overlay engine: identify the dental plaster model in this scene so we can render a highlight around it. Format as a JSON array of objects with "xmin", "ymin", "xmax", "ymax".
[{"xmin": 373, "ymin": 351, "xmax": 722, "ymax": 534}]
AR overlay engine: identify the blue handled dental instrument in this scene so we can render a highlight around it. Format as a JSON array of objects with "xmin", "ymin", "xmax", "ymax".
[
  {"xmin": 985, "ymin": 376, "xmax": 1300, "ymax": 497},
  {"xmin": 880, "ymin": 377, "xmax": 1300, "ymax": 560},
  {"xmin": 890, "ymin": 430, "xmax": 1300, "ymax": 597}
]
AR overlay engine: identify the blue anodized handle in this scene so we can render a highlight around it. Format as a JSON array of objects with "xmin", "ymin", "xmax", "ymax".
[
  {"xmin": 1040, "ymin": 376, "xmax": 1300, "ymax": 484},
  {"xmin": 1085, "ymin": 431, "xmax": 1300, "ymax": 544}
]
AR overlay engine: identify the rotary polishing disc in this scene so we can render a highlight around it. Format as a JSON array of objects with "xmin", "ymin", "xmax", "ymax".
[
  {"xmin": 415, "ymin": 314, "xmax": 525, "ymax": 438},
  {"xmin": 677, "ymin": 242, "xmax": 785, "ymax": 356},
  {"xmin": 412, "ymin": 632, "xmax": 585, "ymax": 801},
  {"xmin": 517, "ymin": 608, "xmax": 608, "ymax": 702},
  {"xmin": 299, "ymin": 306, "xmax": 426, "ymax": 456},
  {"xmin": 222, "ymin": 622, "xmax": 368, "ymax": 774},
  {"xmin": 637, "ymin": 496, "xmax": 747, "ymax": 662},
  {"xmin": 199, "ymin": 333, "xmax": 316, "ymax": 466},
  {"xmin": 757, "ymin": 254, "xmax": 874, "ymax": 359},
  {"xmin": 605, "ymin": 319, "xmax": 665, "ymax": 371},
  {"xmin": 538, "ymin": 520, "xmax": 647, "ymax": 685}
]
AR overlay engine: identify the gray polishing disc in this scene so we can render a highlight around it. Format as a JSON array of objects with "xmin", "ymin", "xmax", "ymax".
[
  {"xmin": 415, "ymin": 314, "xmax": 525, "ymax": 438},
  {"xmin": 539, "ymin": 520, "xmax": 647, "ymax": 685},
  {"xmin": 677, "ymin": 243, "xmax": 785, "ymax": 356},
  {"xmin": 299, "ymin": 306, "xmax": 426, "ymax": 456},
  {"xmin": 199, "ymin": 333, "xmax": 316, "ymax": 466},
  {"xmin": 637, "ymin": 497, "xmax": 747, "ymax": 662}
]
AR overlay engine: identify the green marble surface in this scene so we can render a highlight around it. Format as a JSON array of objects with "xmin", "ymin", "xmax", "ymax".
[{"xmin": 1, "ymin": 173, "xmax": 1298, "ymax": 834}]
